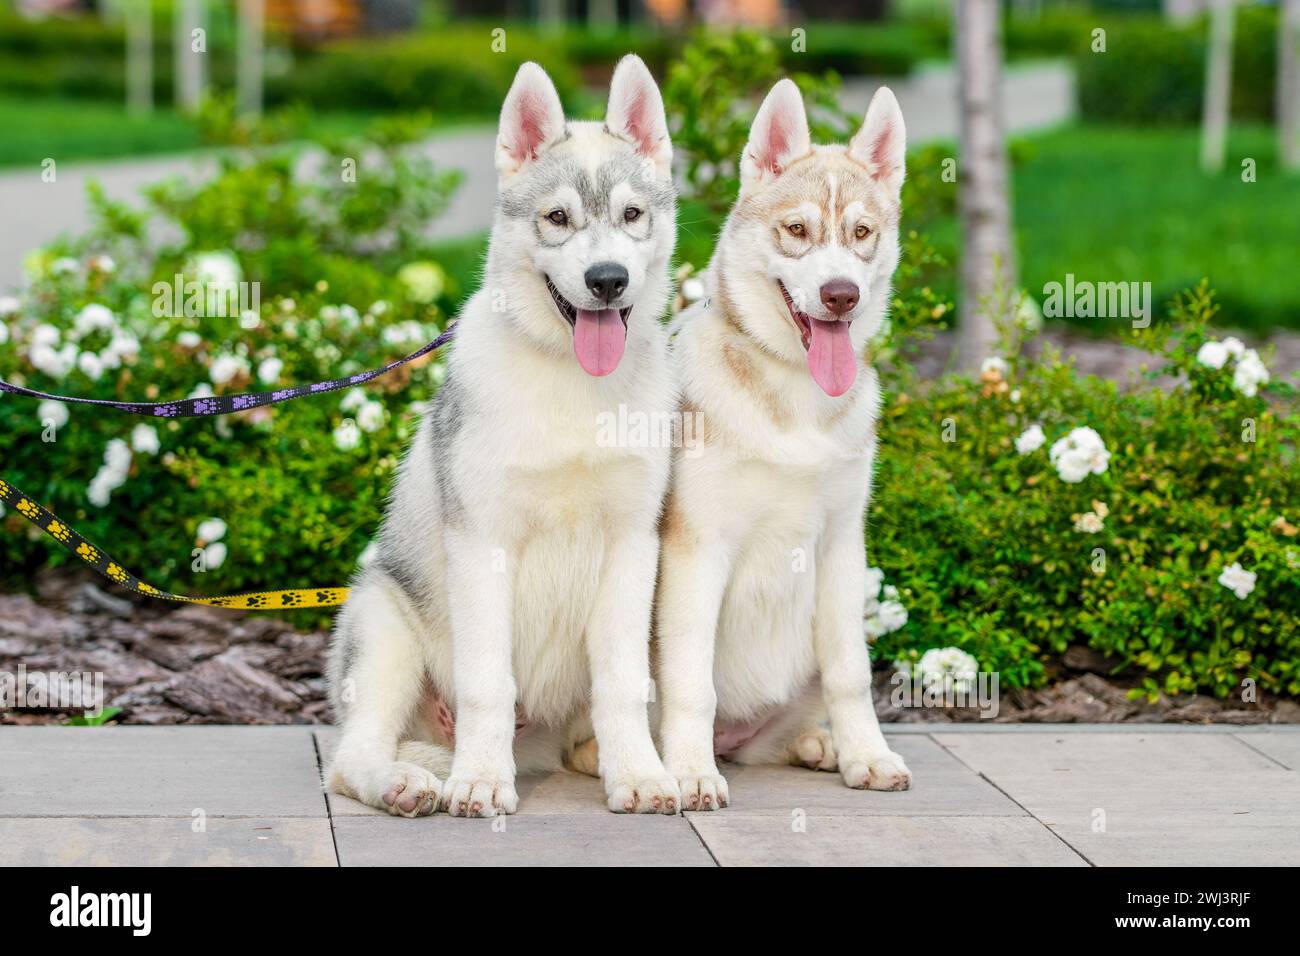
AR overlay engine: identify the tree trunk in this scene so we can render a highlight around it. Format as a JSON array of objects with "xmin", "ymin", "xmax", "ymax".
[
  {"xmin": 237, "ymin": 0, "xmax": 265, "ymax": 119},
  {"xmin": 174, "ymin": 0, "xmax": 207, "ymax": 113},
  {"xmin": 1200, "ymin": 0, "xmax": 1235, "ymax": 173},
  {"xmin": 125, "ymin": 0, "xmax": 152, "ymax": 116},
  {"xmin": 1280, "ymin": 0, "xmax": 1300, "ymax": 170},
  {"xmin": 955, "ymin": 0, "xmax": 1015, "ymax": 370}
]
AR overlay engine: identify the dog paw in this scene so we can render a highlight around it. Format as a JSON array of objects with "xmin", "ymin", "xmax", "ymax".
[
  {"xmin": 442, "ymin": 776, "xmax": 519, "ymax": 817},
  {"xmin": 378, "ymin": 762, "xmax": 443, "ymax": 818},
  {"xmin": 676, "ymin": 772, "xmax": 730, "ymax": 811},
  {"xmin": 840, "ymin": 752, "xmax": 912, "ymax": 791},
  {"xmin": 790, "ymin": 729, "xmax": 838, "ymax": 772},
  {"xmin": 606, "ymin": 775, "xmax": 681, "ymax": 814}
]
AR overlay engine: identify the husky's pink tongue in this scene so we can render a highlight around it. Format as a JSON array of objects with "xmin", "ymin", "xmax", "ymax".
[
  {"xmin": 807, "ymin": 318, "xmax": 857, "ymax": 396},
  {"xmin": 573, "ymin": 308, "xmax": 626, "ymax": 377}
]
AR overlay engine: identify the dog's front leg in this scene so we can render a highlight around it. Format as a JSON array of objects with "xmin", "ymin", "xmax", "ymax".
[
  {"xmin": 656, "ymin": 533, "xmax": 732, "ymax": 811},
  {"xmin": 814, "ymin": 519, "xmax": 911, "ymax": 792},
  {"xmin": 443, "ymin": 529, "xmax": 520, "ymax": 817},
  {"xmin": 587, "ymin": 530, "xmax": 680, "ymax": 814}
]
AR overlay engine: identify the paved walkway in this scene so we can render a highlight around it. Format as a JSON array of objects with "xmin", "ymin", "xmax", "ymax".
[
  {"xmin": 0, "ymin": 63, "xmax": 1073, "ymax": 290},
  {"xmin": 2, "ymin": 724, "xmax": 1295, "ymax": 866}
]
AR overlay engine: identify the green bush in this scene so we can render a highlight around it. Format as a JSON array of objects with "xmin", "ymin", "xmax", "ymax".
[
  {"xmin": 870, "ymin": 283, "xmax": 1299, "ymax": 698},
  {"xmin": 0, "ymin": 117, "xmax": 461, "ymax": 628},
  {"xmin": 1075, "ymin": 6, "xmax": 1278, "ymax": 124}
]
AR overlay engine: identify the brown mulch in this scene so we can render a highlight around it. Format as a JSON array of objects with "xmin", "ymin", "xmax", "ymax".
[{"xmin": 3, "ymin": 568, "xmax": 1296, "ymax": 727}]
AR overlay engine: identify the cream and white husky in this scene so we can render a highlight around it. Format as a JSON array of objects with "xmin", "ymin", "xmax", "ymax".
[
  {"xmin": 653, "ymin": 81, "xmax": 913, "ymax": 810},
  {"xmin": 326, "ymin": 56, "xmax": 681, "ymax": 817}
]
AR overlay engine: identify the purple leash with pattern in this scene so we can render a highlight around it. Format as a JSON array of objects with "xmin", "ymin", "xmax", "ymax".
[{"xmin": 0, "ymin": 324, "xmax": 457, "ymax": 418}]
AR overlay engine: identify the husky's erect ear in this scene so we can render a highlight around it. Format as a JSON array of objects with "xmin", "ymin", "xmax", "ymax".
[
  {"xmin": 605, "ymin": 54, "xmax": 671, "ymax": 173},
  {"xmin": 849, "ymin": 86, "xmax": 906, "ymax": 196},
  {"xmin": 740, "ymin": 79, "xmax": 811, "ymax": 190},
  {"xmin": 496, "ymin": 62, "xmax": 566, "ymax": 178}
]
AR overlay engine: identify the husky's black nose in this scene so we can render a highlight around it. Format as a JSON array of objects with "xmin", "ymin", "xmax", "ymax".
[{"xmin": 585, "ymin": 262, "xmax": 629, "ymax": 305}]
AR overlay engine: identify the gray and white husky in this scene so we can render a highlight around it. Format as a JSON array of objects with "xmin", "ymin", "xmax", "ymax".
[
  {"xmin": 326, "ymin": 56, "xmax": 681, "ymax": 817},
  {"xmin": 653, "ymin": 81, "xmax": 913, "ymax": 809}
]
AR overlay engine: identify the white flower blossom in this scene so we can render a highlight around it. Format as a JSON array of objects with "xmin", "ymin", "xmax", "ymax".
[
  {"xmin": 898, "ymin": 647, "xmax": 979, "ymax": 694},
  {"xmin": 1222, "ymin": 337, "xmax": 1245, "ymax": 359},
  {"xmin": 980, "ymin": 356, "xmax": 1008, "ymax": 376},
  {"xmin": 188, "ymin": 251, "xmax": 241, "ymax": 288},
  {"xmin": 209, "ymin": 353, "xmax": 249, "ymax": 386},
  {"xmin": 1232, "ymin": 349, "xmax": 1269, "ymax": 398},
  {"xmin": 131, "ymin": 424, "xmax": 160, "ymax": 456},
  {"xmin": 1015, "ymin": 423, "xmax": 1045, "ymax": 455},
  {"xmin": 340, "ymin": 388, "xmax": 368, "ymax": 413},
  {"xmin": 197, "ymin": 518, "xmax": 227, "ymax": 544},
  {"xmin": 0, "ymin": 294, "xmax": 19, "ymax": 318},
  {"xmin": 88, "ymin": 254, "xmax": 116, "ymax": 273},
  {"xmin": 1218, "ymin": 562, "xmax": 1256, "ymax": 600},
  {"xmin": 38, "ymin": 400, "xmax": 69, "ymax": 429},
  {"xmin": 30, "ymin": 324, "xmax": 60, "ymax": 349},
  {"xmin": 333, "ymin": 420, "xmax": 362, "ymax": 451},
  {"xmin": 257, "ymin": 357, "xmax": 284, "ymax": 384},
  {"xmin": 1049, "ymin": 426, "xmax": 1110, "ymax": 483},
  {"xmin": 74, "ymin": 304, "xmax": 116, "ymax": 338},
  {"xmin": 1073, "ymin": 511, "xmax": 1104, "ymax": 534},
  {"xmin": 682, "ymin": 277, "xmax": 705, "ymax": 303},
  {"xmin": 864, "ymin": 566, "xmax": 885, "ymax": 601},
  {"xmin": 202, "ymin": 542, "xmax": 228, "ymax": 570},
  {"xmin": 50, "ymin": 257, "xmax": 79, "ymax": 276},
  {"xmin": 356, "ymin": 400, "xmax": 386, "ymax": 433},
  {"xmin": 76, "ymin": 351, "xmax": 104, "ymax": 380},
  {"xmin": 1196, "ymin": 341, "xmax": 1230, "ymax": 370},
  {"xmin": 177, "ymin": 331, "xmax": 202, "ymax": 349}
]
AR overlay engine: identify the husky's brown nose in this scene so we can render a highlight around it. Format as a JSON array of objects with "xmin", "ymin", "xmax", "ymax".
[
  {"xmin": 820, "ymin": 279, "xmax": 860, "ymax": 317},
  {"xmin": 585, "ymin": 262, "xmax": 629, "ymax": 305}
]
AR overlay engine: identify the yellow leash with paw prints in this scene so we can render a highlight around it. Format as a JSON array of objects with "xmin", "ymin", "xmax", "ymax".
[{"xmin": 0, "ymin": 475, "xmax": 349, "ymax": 610}]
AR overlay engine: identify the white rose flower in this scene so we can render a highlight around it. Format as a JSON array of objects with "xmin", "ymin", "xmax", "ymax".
[
  {"xmin": 1049, "ymin": 426, "xmax": 1110, "ymax": 483},
  {"xmin": 1073, "ymin": 511, "xmax": 1104, "ymax": 534},
  {"xmin": 333, "ymin": 420, "xmax": 361, "ymax": 451},
  {"xmin": 340, "ymin": 387, "xmax": 367, "ymax": 413},
  {"xmin": 209, "ymin": 354, "xmax": 249, "ymax": 386},
  {"xmin": 177, "ymin": 331, "xmax": 202, "ymax": 349},
  {"xmin": 356, "ymin": 400, "xmax": 386, "ymax": 433},
  {"xmin": 1217, "ymin": 562, "xmax": 1256, "ymax": 600},
  {"xmin": 87, "ymin": 474, "xmax": 114, "ymax": 507},
  {"xmin": 131, "ymin": 424, "xmax": 160, "ymax": 456},
  {"xmin": 912, "ymin": 647, "xmax": 980, "ymax": 694},
  {"xmin": 1196, "ymin": 341, "xmax": 1229, "ymax": 370},
  {"xmin": 188, "ymin": 251, "xmax": 241, "ymax": 288},
  {"xmin": 103, "ymin": 438, "xmax": 132, "ymax": 476},
  {"xmin": 89, "ymin": 254, "xmax": 116, "ymax": 273},
  {"xmin": 37, "ymin": 400, "xmax": 69, "ymax": 429},
  {"xmin": 864, "ymin": 566, "xmax": 885, "ymax": 601},
  {"xmin": 196, "ymin": 518, "xmax": 228, "ymax": 544},
  {"xmin": 74, "ymin": 303, "xmax": 116, "ymax": 337},
  {"xmin": 76, "ymin": 351, "xmax": 104, "ymax": 380},
  {"xmin": 30, "ymin": 324, "xmax": 60, "ymax": 349},
  {"xmin": 1232, "ymin": 349, "xmax": 1269, "ymax": 398},
  {"xmin": 980, "ymin": 356, "xmax": 1008, "ymax": 376},
  {"xmin": 1222, "ymin": 337, "xmax": 1245, "ymax": 359},
  {"xmin": 1015, "ymin": 423, "xmax": 1045, "ymax": 455},
  {"xmin": 0, "ymin": 294, "xmax": 19, "ymax": 318},
  {"xmin": 188, "ymin": 383, "xmax": 215, "ymax": 400},
  {"xmin": 203, "ymin": 542, "xmax": 228, "ymax": 570},
  {"xmin": 257, "ymin": 357, "xmax": 284, "ymax": 384}
]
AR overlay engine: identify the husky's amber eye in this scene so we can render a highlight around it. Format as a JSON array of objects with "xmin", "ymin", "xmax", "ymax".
[
  {"xmin": 624, "ymin": 206, "xmax": 643, "ymax": 223},
  {"xmin": 786, "ymin": 223, "xmax": 806, "ymax": 237},
  {"xmin": 546, "ymin": 209, "xmax": 569, "ymax": 227},
  {"xmin": 855, "ymin": 224, "xmax": 872, "ymax": 240}
]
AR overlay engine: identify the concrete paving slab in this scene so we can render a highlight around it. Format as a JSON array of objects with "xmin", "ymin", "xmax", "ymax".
[
  {"xmin": 332, "ymin": 813, "xmax": 714, "ymax": 867},
  {"xmin": 932, "ymin": 730, "xmax": 1281, "ymax": 776},
  {"xmin": 970, "ymin": 773, "xmax": 1300, "ymax": 866},
  {"xmin": 0, "ymin": 817, "xmax": 336, "ymax": 866},
  {"xmin": 687, "ymin": 815, "xmax": 1086, "ymax": 867},
  {"xmin": 0, "ymin": 726, "xmax": 326, "ymax": 818},
  {"xmin": 713, "ymin": 735, "xmax": 1024, "ymax": 817},
  {"xmin": 1233, "ymin": 730, "xmax": 1300, "ymax": 770}
]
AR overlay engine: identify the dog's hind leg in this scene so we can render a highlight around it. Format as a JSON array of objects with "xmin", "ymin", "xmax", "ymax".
[{"xmin": 327, "ymin": 576, "xmax": 443, "ymax": 818}]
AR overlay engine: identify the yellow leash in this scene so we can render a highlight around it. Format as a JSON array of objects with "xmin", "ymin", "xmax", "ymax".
[{"xmin": 0, "ymin": 476, "xmax": 349, "ymax": 610}]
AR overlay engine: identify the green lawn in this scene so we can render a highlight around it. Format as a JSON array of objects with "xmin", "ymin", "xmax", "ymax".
[
  {"xmin": 0, "ymin": 96, "xmax": 202, "ymax": 167},
  {"xmin": 927, "ymin": 124, "xmax": 1300, "ymax": 332}
]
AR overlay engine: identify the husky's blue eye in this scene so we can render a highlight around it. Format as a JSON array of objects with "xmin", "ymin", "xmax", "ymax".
[
  {"xmin": 546, "ymin": 209, "xmax": 569, "ymax": 227},
  {"xmin": 624, "ymin": 207, "xmax": 643, "ymax": 223}
]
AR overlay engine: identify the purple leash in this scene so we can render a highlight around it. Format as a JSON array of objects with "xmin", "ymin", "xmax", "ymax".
[{"xmin": 0, "ymin": 324, "xmax": 457, "ymax": 418}]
